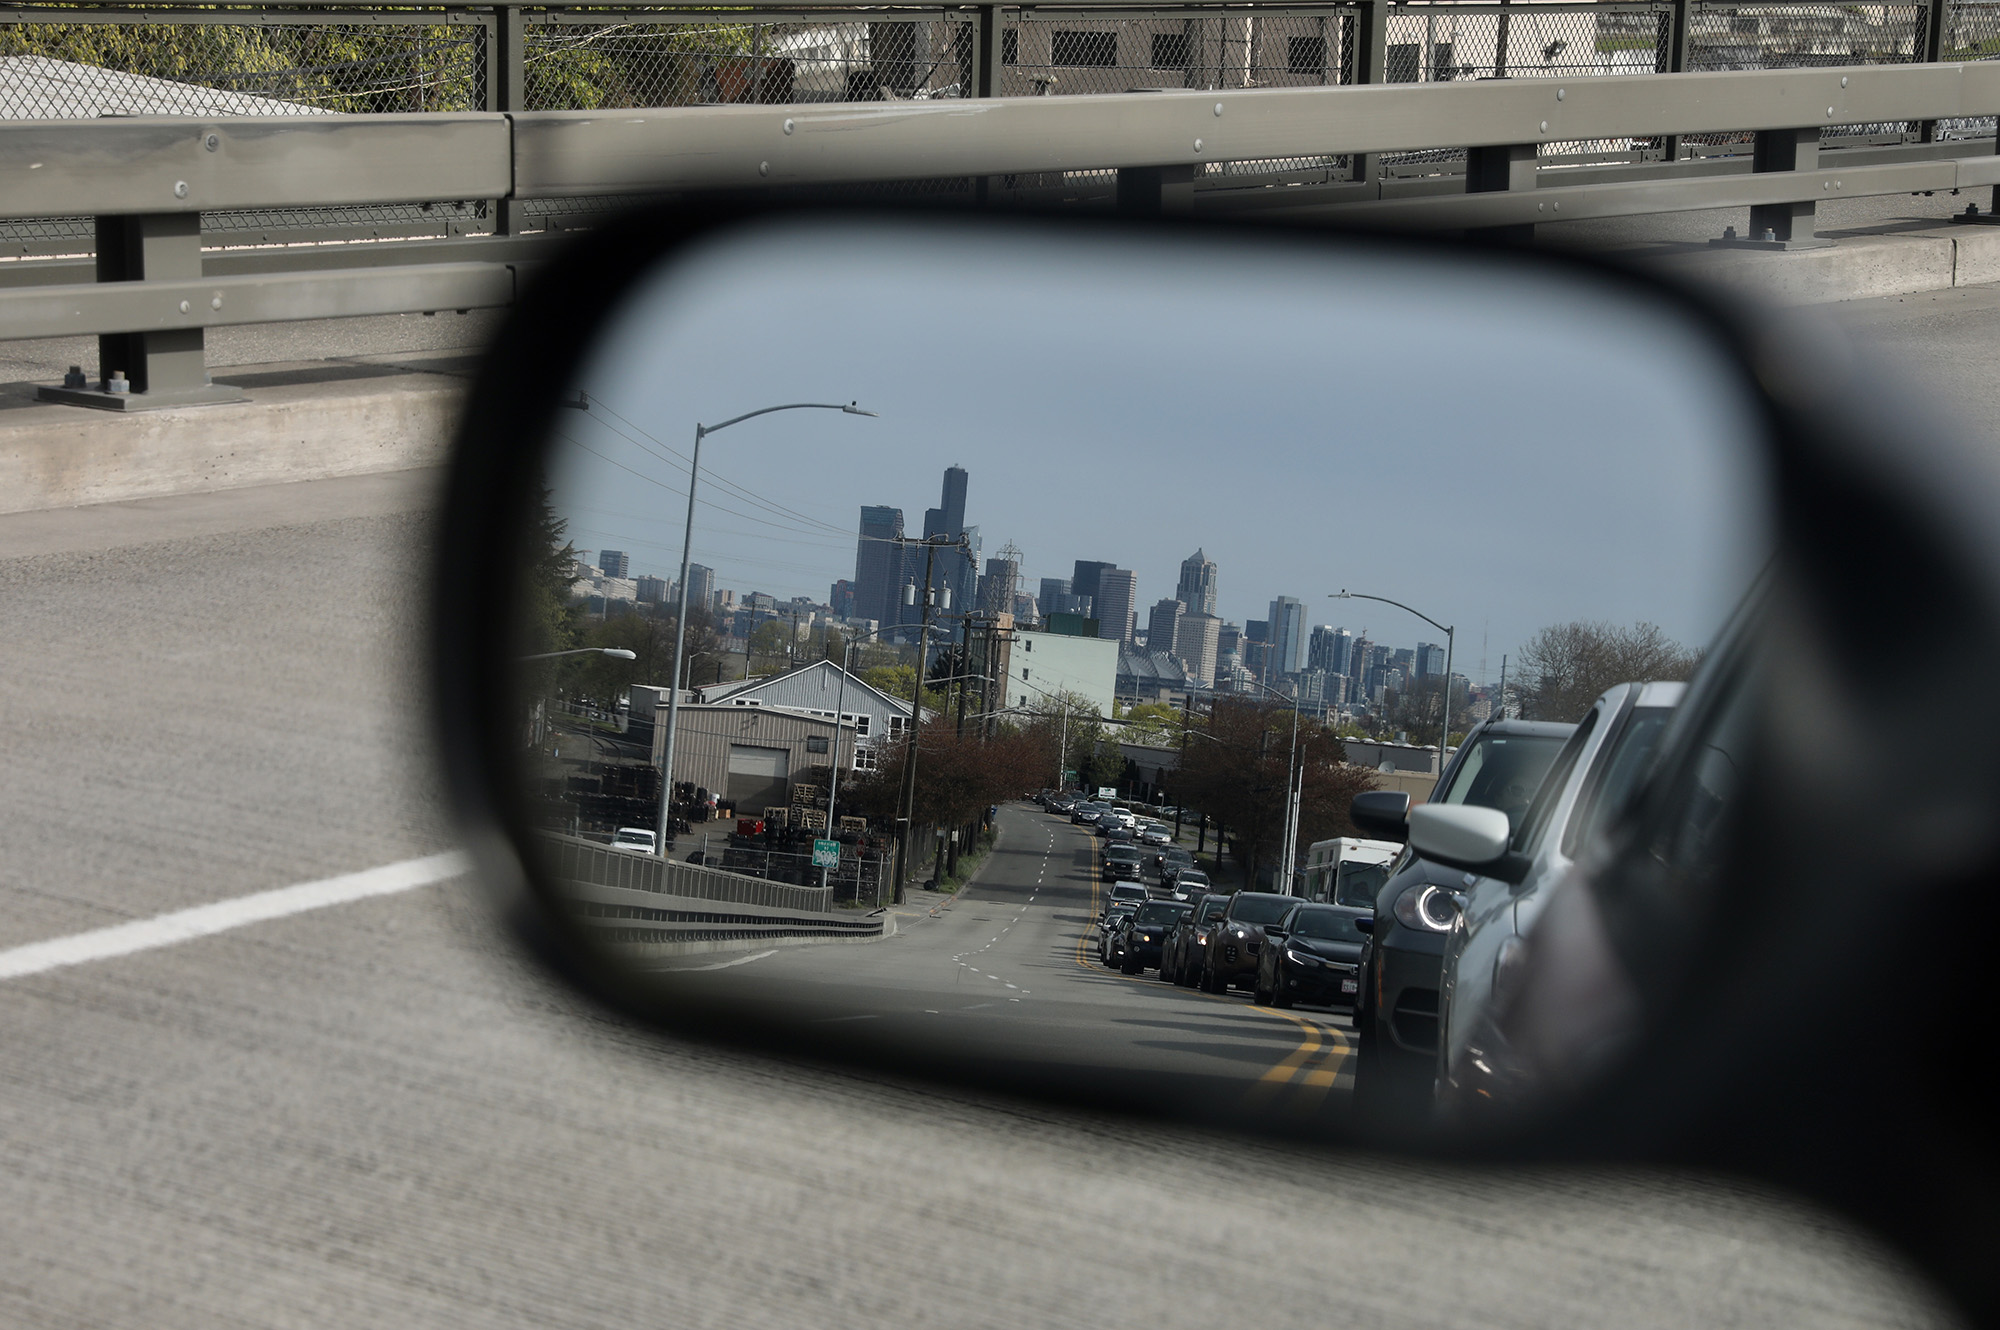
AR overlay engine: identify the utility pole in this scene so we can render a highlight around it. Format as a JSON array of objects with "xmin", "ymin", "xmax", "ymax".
[{"xmin": 892, "ymin": 534, "xmax": 959, "ymax": 902}]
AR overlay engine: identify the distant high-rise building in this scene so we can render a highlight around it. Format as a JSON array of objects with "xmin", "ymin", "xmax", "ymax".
[
  {"xmin": 1268, "ymin": 596, "xmax": 1305, "ymax": 676},
  {"xmin": 828, "ymin": 579, "xmax": 856, "ymax": 618},
  {"xmin": 1309, "ymin": 625, "xmax": 1355, "ymax": 677},
  {"xmin": 635, "ymin": 575, "xmax": 668, "ymax": 605},
  {"xmin": 598, "ymin": 549, "xmax": 630, "ymax": 579},
  {"xmin": 919, "ymin": 466, "xmax": 976, "ymax": 619},
  {"xmin": 1416, "ymin": 642, "xmax": 1447, "ymax": 679},
  {"xmin": 979, "ymin": 549, "xmax": 1021, "ymax": 615},
  {"xmin": 1040, "ymin": 576, "xmax": 1071, "ymax": 607},
  {"xmin": 1071, "ymin": 561, "xmax": 1116, "ymax": 608},
  {"xmin": 685, "ymin": 563, "xmax": 716, "ymax": 615},
  {"xmin": 1245, "ymin": 619, "xmax": 1269, "ymax": 644},
  {"xmin": 854, "ymin": 505, "xmax": 905, "ymax": 628},
  {"xmin": 1176, "ymin": 549, "xmax": 1218, "ymax": 617},
  {"xmin": 1217, "ymin": 622, "xmax": 1243, "ymax": 658},
  {"xmin": 1147, "ymin": 599, "xmax": 1185, "ymax": 660},
  {"xmin": 1179, "ymin": 613, "xmax": 1221, "ymax": 684},
  {"xmin": 1096, "ymin": 567, "xmax": 1139, "ymax": 647}
]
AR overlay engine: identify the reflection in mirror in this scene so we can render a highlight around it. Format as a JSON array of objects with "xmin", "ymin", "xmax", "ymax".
[{"xmin": 502, "ymin": 215, "xmax": 1766, "ymax": 1132}]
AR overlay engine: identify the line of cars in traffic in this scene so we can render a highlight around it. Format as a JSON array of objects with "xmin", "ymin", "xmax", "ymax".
[{"xmin": 1038, "ymin": 676, "xmax": 1693, "ymax": 1121}]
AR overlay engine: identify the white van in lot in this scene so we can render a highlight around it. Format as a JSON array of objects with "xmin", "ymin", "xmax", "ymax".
[{"xmin": 1301, "ymin": 836, "xmax": 1404, "ymax": 907}]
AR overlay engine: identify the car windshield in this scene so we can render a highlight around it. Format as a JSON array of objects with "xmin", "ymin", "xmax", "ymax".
[
  {"xmin": 1178, "ymin": 872, "xmax": 1209, "ymax": 887},
  {"xmin": 1107, "ymin": 846, "xmax": 1140, "ymax": 859},
  {"xmin": 614, "ymin": 830, "xmax": 651, "ymax": 845},
  {"xmin": 1195, "ymin": 897, "xmax": 1228, "ymax": 922},
  {"xmin": 1438, "ymin": 732, "xmax": 1569, "ymax": 831},
  {"xmin": 1333, "ymin": 860, "xmax": 1392, "ymax": 907},
  {"xmin": 1227, "ymin": 896, "xmax": 1295, "ymax": 926},
  {"xmin": 1290, "ymin": 909, "xmax": 1367, "ymax": 942},
  {"xmin": 1135, "ymin": 902, "xmax": 1183, "ymax": 925}
]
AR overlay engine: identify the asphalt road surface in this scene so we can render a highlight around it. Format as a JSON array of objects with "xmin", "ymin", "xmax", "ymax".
[
  {"xmin": 1, "ymin": 285, "xmax": 1987, "ymax": 1325},
  {"xmin": 650, "ymin": 807, "xmax": 1355, "ymax": 1123}
]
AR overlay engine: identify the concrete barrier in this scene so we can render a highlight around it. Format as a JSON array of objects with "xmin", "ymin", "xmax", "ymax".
[
  {"xmin": 1641, "ymin": 225, "xmax": 1996, "ymax": 308},
  {"xmin": 0, "ymin": 357, "xmax": 465, "ymax": 516}
]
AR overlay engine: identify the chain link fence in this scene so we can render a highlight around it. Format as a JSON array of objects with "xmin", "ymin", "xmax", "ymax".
[{"xmin": 4, "ymin": 0, "xmax": 2000, "ymax": 245}]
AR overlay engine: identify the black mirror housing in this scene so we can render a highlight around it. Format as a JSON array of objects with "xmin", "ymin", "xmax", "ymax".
[{"xmin": 1351, "ymin": 790, "xmax": 1413, "ymax": 842}]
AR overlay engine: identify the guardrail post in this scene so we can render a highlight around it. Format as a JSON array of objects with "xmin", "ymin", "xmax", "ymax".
[
  {"xmin": 1116, "ymin": 165, "xmax": 1197, "ymax": 214},
  {"xmin": 1464, "ymin": 142, "xmax": 1537, "ymax": 242},
  {"xmin": 1919, "ymin": 0, "xmax": 1948, "ymax": 142},
  {"xmin": 1351, "ymin": 0, "xmax": 1389, "ymax": 193},
  {"xmin": 35, "ymin": 213, "xmax": 244, "ymax": 412},
  {"xmin": 491, "ymin": 5, "xmax": 527, "ymax": 234},
  {"xmin": 1659, "ymin": 0, "xmax": 1692, "ymax": 161},
  {"xmin": 1748, "ymin": 127, "xmax": 1821, "ymax": 246}
]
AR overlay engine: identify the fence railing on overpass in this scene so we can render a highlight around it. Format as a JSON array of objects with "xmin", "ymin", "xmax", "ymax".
[
  {"xmin": 8, "ymin": 1, "xmax": 2000, "ymax": 404},
  {"xmin": 541, "ymin": 833, "xmax": 887, "ymax": 956}
]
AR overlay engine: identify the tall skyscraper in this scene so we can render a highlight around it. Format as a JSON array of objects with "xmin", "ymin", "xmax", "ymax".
[
  {"xmin": 853, "ymin": 505, "xmax": 905, "ymax": 628},
  {"xmin": 1176, "ymin": 549, "xmax": 1218, "ymax": 617},
  {"xmin": 1416, "ymin": 642, "xmax": 1447, "ymax": 679},
  {"xmin": 1309, "ymin": 625, "xmax": 1355, "ymax": 677},
  {"xmin": 1179, "ymin": 613, "xmax": 1221, "ymax": 684},
  {"xmin": 920, "ymin": 466, "xmax": 976, "ymax": 618},
  {"xmin": 1268, "ymin": 596, "xmax": 1306, "ymax": 676},
  {"xmin": 1071, "ymin": 560, "xmax": 1116, "ymax": 608},
  {"xmin": 1096, "ymin": 567, "xmax": 1139, "ymax": 647},
  {"xmin": 979, "ymin": 549, "xmax": 1021, "ymax": 614},
  {"xmin": 1039, "ymin": 576, "xmax": 1071, "ymax": 606},
  {"xmin": 1146, "ymin": 598, "xmax": 1184, "ymax": 656},
  {"xmin": 598, "ymin": 549, "xmax": 630, "ymax": 579},
  {"xmin": 680, "ymin": 563, "xmax": 716, "ymax": 615}
]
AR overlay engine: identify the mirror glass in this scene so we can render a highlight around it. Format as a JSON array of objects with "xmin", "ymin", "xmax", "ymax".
[{"xmin": 499, "ymin": 214, "xmax": 1766, "ymax": 1131}]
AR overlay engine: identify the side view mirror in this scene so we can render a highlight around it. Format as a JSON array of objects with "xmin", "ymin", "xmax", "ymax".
[
  {"xmin": 1406, "ymin": 806, "xmax": 1530, "ymax": 886},
  {"xmin": 1350, "ymin": 790, "xmax": 1413, "ymax": 842},
  {"xmin": 1266, "ymin": 927, "xmax": 1289, "ymax": 941}
]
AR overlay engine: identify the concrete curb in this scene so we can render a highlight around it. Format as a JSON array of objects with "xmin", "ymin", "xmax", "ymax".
[
  {"xmin": 1639, "ymin": 224, "xmax": 2000, "ymax": 306},
  {"xmin": 0, "ymin": 359, "xmax": 466, "ymax": 516}
]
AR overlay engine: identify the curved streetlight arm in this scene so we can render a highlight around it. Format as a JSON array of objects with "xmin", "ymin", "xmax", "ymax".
[
  {"xmin": 700, "ymin": 401, "xmax": 877, "ymax": 437},
  {"xmin": 1329, "ymin": 590, "xmax": 1452, "ymax": 638},
  {"xmin": 518, "ymin": 646, "xmax": 637, "ymax": 662}
]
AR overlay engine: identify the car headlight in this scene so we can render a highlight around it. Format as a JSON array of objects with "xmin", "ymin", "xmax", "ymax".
[
  {"xmin": 1195, "ymin": 935, "xmax": 1208, "ymax": 946},
  {"xmin": 1391, "ymin": 884, "xmax": 1457, "ymax": 933},
  {"xmin": 1286, "ymin": 948, "xmax": 1322, "ymax": 967},
  {"xmin": 1232, "ymin": 927, "xmax": 1248, "ymax": 939}
]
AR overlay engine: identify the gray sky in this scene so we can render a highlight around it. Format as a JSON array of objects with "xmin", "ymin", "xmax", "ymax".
[{"xmin": 549, "ymin": 215, "xmax": 1766, "ymax": 678}]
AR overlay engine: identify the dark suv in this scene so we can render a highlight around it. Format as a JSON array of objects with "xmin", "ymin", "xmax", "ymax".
[
  {"xmin": 1199, "ymin": 892, "xmax": 1298, "ymax": 994},
  {"xmin": 1163, "ymin": 891, "xmax": 1228, "ymax": 985},
  {"xmin": 1349, "ymin": 718, "xmax": 1573, "ymax": 1115},
  {"xmin": 1116, "ymin": 899, "xmax": 1191, "ymax": 974}
]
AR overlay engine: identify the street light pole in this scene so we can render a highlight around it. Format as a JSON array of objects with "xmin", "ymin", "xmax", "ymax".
[
  {"xmin": 820, "ymin": 623, "xmax": 893, "ymax": 892},
  {"xmin": 1247, "ymin": 676, "xmax": 1303, "ymax": 893},
  {"xmin": 1330, "ymin": 590, "xmax": 1456, "ymax": 786},
  {"xmin": 653, "ymin": 400, "xmax": 875, "ymax": 859}
]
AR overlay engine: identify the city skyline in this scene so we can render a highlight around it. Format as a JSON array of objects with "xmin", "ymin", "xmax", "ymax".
[{"xmin": 548, "ymin": 218, "xmax": 1762, "ymax": 681}]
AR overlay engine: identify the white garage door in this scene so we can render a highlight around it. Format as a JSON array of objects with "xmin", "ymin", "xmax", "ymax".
[{"xmin": 726, "ymin": 744, "xmax": 790, "ymax": 815}]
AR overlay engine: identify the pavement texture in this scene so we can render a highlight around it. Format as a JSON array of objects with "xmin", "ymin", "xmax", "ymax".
[{"xmin": 4, "ymin": 267, "xmax": 1995, "ymax": 1320}]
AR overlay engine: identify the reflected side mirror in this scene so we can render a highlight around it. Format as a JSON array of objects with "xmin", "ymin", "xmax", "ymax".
[
  {"xmin": 1351, "ymin": 790, "xmax": 1412, "ymax": 842},
  {"xmin": 1407, "ymin": 806, "xmax": 1531, "ymax": 885}
]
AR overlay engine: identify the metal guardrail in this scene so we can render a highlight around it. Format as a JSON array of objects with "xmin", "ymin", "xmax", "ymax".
[
  {"xmin": 544, "ymin": 834, "xmax": 887, "ymax": 953},
  {"xmin": 7, "ymin": 20, "xmax": 2000, "ymax": 402},
  {"xmin": 544, "ymin": 831, "xmax": 839, "ymax": 912}
]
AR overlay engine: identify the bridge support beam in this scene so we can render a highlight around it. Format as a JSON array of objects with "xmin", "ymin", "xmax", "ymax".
[{"xmin": 36, "ymin": 213, "xmax": 243, "ymax": 412}]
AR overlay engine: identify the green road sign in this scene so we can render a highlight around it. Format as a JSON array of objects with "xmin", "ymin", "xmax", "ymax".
[{"xmin": 812, "ymin": 838, "xmax": 841, "ymax": 869}]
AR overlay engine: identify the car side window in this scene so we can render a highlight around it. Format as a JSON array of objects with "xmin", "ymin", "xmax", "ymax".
[
  {"xmin": 1513, "ymin": 709, "xmax": 1598, "ymax": 855},
  {"xmin": 1650, "ymin": 678, "xmax": 1753, "ymax": 887}
]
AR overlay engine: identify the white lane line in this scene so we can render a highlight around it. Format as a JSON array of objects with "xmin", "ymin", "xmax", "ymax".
[
  {"xmin": 0, "ymin": 850, "xmax": 470, "ymax": 982},
  {"xmin": 682, "ymin": 949, "xmax": 779, "ymax": 971}
]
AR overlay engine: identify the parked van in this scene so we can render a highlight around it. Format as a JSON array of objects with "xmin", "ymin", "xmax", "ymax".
[{"xmin": 1300, "ymin": 836, "xmax": 1403, "ymax": 907}]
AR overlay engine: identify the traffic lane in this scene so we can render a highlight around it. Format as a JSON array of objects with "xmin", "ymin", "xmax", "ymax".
[
  {"xmin": 0, "ymin": 494, "xmax": 454, "ymax": 952},
  {"xmin": 632, "ymin": 806, "xmax": 1355, "ymax": 1123}
]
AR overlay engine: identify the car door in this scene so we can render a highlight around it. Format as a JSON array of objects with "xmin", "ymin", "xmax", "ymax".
[{"xmin": 1440, "ymin": 702, "xmax": 1607, "ymax": 1085}]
